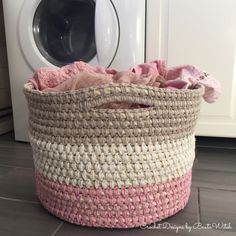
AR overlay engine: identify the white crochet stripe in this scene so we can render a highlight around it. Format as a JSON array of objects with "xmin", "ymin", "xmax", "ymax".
[{"xmin": 30, "ymin": 135, "xmax": 195, "ymax": 189}]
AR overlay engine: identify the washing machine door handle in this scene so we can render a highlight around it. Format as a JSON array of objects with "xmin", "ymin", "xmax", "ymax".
[{"xmin": 95, "ymin": 0, "xmax": 120, "ymax": 67}]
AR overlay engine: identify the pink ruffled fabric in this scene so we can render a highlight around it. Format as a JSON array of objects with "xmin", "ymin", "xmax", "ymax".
[
  {"xmin": 43, "ymin": 71, "xmax": 113, "ymax": 92},
  {"xmin": 30, "ymin": 61, "xmax": 117, "ymax": 90},
  {"xmin": 131, "ymin": 62, "xmax": 221, "ymax": 103},
  {"xmin": 29, "ymin": 60, "xmax": 221, "ymax": 104}
]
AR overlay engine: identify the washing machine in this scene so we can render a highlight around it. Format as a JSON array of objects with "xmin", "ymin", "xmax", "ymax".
[{"xmin": 2, "ymin": 0, "xmax": 146, "ymax": 141}]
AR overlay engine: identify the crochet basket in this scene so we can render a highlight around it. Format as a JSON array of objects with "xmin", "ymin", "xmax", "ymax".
[{"xmin": 24, "ymin": 82, "xmax": 203, "ymax": 228}]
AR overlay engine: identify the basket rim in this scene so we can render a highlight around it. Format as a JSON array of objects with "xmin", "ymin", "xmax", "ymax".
[{"xmin": 23, "ymin": 82, "xmax": 204, "ymax": 97}]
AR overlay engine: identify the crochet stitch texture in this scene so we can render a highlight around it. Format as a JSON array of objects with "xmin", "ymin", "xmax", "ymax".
[{"xmin": 24, "ymin": 82, "xmax": 203, "ymax": 228}]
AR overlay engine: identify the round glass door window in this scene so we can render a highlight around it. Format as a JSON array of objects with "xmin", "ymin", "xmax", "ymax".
[{"xmin": 33, "ymin": 0, "xmax": 96, "ymax": 67}]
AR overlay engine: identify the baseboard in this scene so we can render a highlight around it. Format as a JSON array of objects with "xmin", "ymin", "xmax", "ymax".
[{"xmin": 0, "ymin": 115, "xmax": 13, "ymax": 135}]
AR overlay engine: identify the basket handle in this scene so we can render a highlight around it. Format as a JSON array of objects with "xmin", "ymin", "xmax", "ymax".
[{"xmin": 79, "ymin": 83, "xmax": 159, "ymax": 110}]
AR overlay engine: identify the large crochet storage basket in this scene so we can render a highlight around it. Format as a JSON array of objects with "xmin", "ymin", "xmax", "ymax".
[{"xmin": 24, "ymin": 82, "xmax": 203, "ymax": 228}]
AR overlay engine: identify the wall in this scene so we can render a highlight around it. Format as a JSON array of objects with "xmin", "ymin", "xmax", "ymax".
[
  {"xmin": 0, "ymin": 0, "xmax": 13, "ymax": 134},
  {"xmin": 146, "ymin": 0, "xmax": 236, "ymax": 137}
]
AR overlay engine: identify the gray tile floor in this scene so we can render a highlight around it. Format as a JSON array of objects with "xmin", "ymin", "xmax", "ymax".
[{"xmin": 0, "ymin": 132, "xmax": 235, "ymax": 236}]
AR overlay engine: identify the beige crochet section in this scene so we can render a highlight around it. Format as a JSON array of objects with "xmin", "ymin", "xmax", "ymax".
[
  {"xmin": 31, "ymin": 135, "xmax": 195, "ymax": 188},
  {"xmin": 24, "ymin": 83, "xmax": 203, "ymax": 145}
]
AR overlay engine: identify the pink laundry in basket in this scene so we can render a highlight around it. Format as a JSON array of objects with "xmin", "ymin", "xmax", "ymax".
[
  {"xmin": 30, "ymin": 60, "xmax": 221, "ymax": 104},
  {"xmin": 131, "ymin": 61, "xmax": 221, "ymax": 103},
  {"xmin": 30, "ymin": 61, "xmax": 117, "ymax": 90}
]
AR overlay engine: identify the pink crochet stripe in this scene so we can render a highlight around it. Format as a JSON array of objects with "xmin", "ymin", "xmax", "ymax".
[{"xmin": 36, "ymin": 171, "xmax": 192, "ymax": 228}]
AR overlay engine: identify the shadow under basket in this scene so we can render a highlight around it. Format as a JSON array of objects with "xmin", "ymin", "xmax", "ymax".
[{"xmin": 24, "ymin": 82, "xmax": 203, "ymax": 228}]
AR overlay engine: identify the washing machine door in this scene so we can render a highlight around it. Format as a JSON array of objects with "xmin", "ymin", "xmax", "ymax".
[{"xmin": 19, "ymin": 0, "xmax": 119, "ymax": 70}]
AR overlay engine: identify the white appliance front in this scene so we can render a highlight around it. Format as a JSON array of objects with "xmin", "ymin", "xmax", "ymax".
[{"xmin": 3, "ymin": 0, "xmax": 146, "ymax": 141}]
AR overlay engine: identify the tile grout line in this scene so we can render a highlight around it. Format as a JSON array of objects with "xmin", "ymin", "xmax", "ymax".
[
  {"xmin": 0, "ymin": 145, "xmax": 31, "ymax": 149},
  {"xmin": 196, "ymin": 145, "xmax": 236, "ymax": 150},
  {"xmin": 192, "ymin": 185, "xmax": 236, "ymax": 192},
  {"xmin": 0, "ymin": 164, "xmax": 34, "ymax": 169},
  {"xmin": 51, "ymin": 222, "xmax": 64, "ymax": 236},
  {"xmin": 0, "ymin": 196, "xmax": 40, "ymax": 205},
  {"xmin": 197, "ymin": 187, "xmax": 202, "ymax": 223},
  {"xmin": 193, "ymin": 167, "xmax": 236, "ymax": 174}
]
